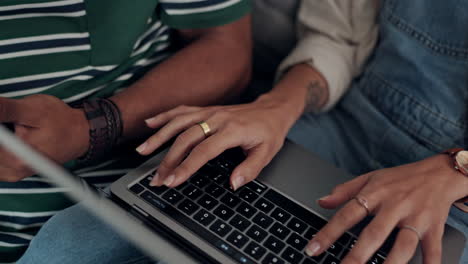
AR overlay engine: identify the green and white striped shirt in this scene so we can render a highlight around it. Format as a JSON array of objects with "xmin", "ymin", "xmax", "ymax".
[{"xmin": 0, "ymin": 0, "xmax": 250, "ymax": 262}]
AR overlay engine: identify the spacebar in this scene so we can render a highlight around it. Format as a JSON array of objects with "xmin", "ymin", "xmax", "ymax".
[
  {"xmin": 140, "ymin": 191, "xmax": 254, "ymax": 264},
  {"xmin": 263, "ymin": 189, "xmax": 328, "ymax": 230}
]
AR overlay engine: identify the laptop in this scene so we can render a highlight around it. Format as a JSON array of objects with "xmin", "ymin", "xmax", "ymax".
[{"xmin": 0, "ymin": 125, "xmax": 464, "ymax": 264}]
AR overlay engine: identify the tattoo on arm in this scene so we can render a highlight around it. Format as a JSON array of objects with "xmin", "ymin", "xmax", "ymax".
[{"xmin": 304, "ymin": 80, "xmax": 328, "ymax": 113}]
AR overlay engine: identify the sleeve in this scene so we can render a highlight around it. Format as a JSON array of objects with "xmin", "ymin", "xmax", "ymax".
[
  {"xmin": 276, "ymin": 0, "xmax": 379, "ymax": 112},
  {"xmin": 158, "ymin": 0, "xmax": 251, "ymax": 29}
]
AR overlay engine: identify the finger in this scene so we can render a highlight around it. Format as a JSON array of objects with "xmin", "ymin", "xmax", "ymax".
[
  {"xmin": 151, "ymin": 125, "xmax": 207, "ymax": 186},
  {"xmin": 342, "ymin": 210, "xmax": 400, "ymax": 264},
  {"xmin": 384, "ymin": 228, "xmax": 420, "ymax": 264},
  {"xmin": 144, "ymin": 105, "xmax": 203, "ymax": 128},
  {"xmin": 318, "ymin": 172, "xmax": 372, "ymax": 209},
  {"xmin": 164, "ymin": 130, "xmax": 244, "ymax": 188},
  {"xmin": 230, "ymin": 145, "xmax": 272, "ymax": 190},
  {"xmin": 421, "ymin": 227, "xmax": 443, "ymax": 264},
  {"xmin": 0, "ymin": 165, "xmax": 33, "ymax": 182},
  {"xmin": 137, "ymin": 111, "xmax": 214, "ymax": 155},
  {"xmin": 306, "ymin": 194, "xmax": 376, "ymax": 257}
]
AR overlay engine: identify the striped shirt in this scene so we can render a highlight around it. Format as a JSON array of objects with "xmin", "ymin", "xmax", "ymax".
[{"xmin": 0, "ymin": 0, "xmax": 250, "ymax": 262}]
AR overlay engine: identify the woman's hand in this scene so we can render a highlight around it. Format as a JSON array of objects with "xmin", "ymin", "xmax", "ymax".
[
  {"xmin": 136, "ymin": 94, "xmax": 300, "ymax": 189},
  {"xmin": 306, "ymin": 155, "xmax": 468, "ymax": 264}
]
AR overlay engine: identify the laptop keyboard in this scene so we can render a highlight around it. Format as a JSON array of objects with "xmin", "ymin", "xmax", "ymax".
[{"xmin": 128, "ymin": 150, "xmax": 388, "ymax": 264}]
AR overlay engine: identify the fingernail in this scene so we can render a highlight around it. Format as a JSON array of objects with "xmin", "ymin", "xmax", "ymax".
[
  {"xmin": 163, "ymin": 174, "xmax": 175, "ymax": 187},
  {"xmin": 305, "ymin": 242, "xmax": 321, "ymax": 256},
  {"xmin": 232, "ymin": 176, "xmax": 245, "ymax": 191},
  {"xmin": 145, "ymin": 117, "xmax": 157, "ymax": 125},
  {"xmin": 149, "ymin": 173, "xmax": 159, "ymax": 186},
  {"xmin": 318, "ymin": 195, "xmax": 331, "ymax": 202},
  {"xmin": 136, "ymin": 142, "xmax": 147, "ymax": 153}
]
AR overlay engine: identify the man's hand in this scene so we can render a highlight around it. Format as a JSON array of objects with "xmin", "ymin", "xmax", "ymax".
[
  {"xmin": 306, "ymin": 155, "xmax": 468, "ymax": 264},
  {"xmin": 0, "ymin": 94, "xmax": 89, "ymax": 182}
]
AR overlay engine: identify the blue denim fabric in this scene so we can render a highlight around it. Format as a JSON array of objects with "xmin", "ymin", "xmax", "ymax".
[
  {"xmin": 288, "ymin": 0, "xmax": 468, "ymax": 262},
  {"xmin": 17, "ymin": 204, "xmax": 156, "ymax": 264}
]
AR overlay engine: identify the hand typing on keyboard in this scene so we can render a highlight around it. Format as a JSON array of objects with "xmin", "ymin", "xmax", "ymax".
[
  {"xmin": 305, "ymin": 155, "xmax": 467, "ymax": 264},
  {"xmin": 134, "ymin": 94, "xmax": 300, "ymax": 189}
]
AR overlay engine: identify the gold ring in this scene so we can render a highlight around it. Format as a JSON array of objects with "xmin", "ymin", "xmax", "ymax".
[
  {"xmin": 401, "ymin": 225, "xmax": 422, "ymax": 240},
  {"xmin": 354, "ymin": 196, "xmax": 371, "ymax": 216},
  {"xmin": 198, "ymin": 121, "xmax": 211, "ymax": 137}
]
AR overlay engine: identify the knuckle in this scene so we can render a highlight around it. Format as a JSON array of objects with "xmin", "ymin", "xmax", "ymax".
[{"xmin": 335, "ymin": 208, "xmax": 356, "ymax": 224}]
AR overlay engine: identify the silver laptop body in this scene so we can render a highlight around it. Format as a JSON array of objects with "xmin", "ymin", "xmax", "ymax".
[{"xmin": 111, "ymin": 140, "xmax": 466, "ymax": 264}]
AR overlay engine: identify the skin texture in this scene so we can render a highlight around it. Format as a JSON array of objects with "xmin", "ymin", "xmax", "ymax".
[
  {"xmin": 306, "ymin": 155, "xmax": 467, "ymax": 264},
  {"xmin": 0, "ymin": 15, "xmax": 252, "ymax": 182},
  {"xmin": 138, "ymin": 62, "xmax": 468, "ymax": 263},
  {"xmin": 136, "ymin": 63, "xmax": 328, "ymax": 188}
]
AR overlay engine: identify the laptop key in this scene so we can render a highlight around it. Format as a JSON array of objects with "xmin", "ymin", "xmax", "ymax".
[
  {"xmin": 212, "ymin": 172, "xmax": 228, "ymax": 185},
  {"xmin": 263, "ymin": 235, "xmax": 286, "ymax": 254},
  {"xmin": 175, "ymin": 181, "xmax": 188, "ymax": 191},
  {"xmin": 221, "ymin": 193, "xmax": 241, "ymax": 207},
  {"xmin": 270, "ymin": 208, "xmax": 291, "ymax": 224},
  {"xmin": 304, "ymin": 227, "xmax": 318, "ymax": 240},
  {"xmin": 252, "ymin": 212, "xmax": 274, "ymax": 229},
  {"xmin": 337, "ymin": 232, "xmax": 352, "ymax": 247},
  {"xmin": 236, "ymin": 202, "xmax": 257, "ymax": 219},
  {"xmin": 177, "ymin": 199, "xmax": 199, "ymax": 216},
  {"xmin": 239, "ymin": 188, "xmax": 259, "ymax": 203},
  {"xmin": 190, "ymin": 174, "xmax": 210, "ymax": 188},
  {"xmin": 140, "ymin": 191, "xmax": 168, "ymax": 210},
  {"xmin": 368, "ymin": 253, "xmax": 385, "ymax": 264},
  {"xmin": 286, "ymin": 232, "xmax": 308, "ymax": 251},
  {"xmin": 213, "ymin": 204, "xmax": 235, "ymax": 221},
  {"xmin": 246, "ymin": 225, "xmax": 268, "ymax": 243},
  {"xmin": 210, "ymin": 219, "xmax": 232, "ymax": 237},
  {"xmin": 161, "ymin": 189, "xmax": 183, "ymax": 205},
  {"xmin": 229, "ymin": 214, "xmax": 251, "ymax": 232},
  {"xmin": 302, "ymin": 258, "xmax": 319, "ymax": 264},
  {"xmin": 129, "ymin": 184, "xmax": 144, "ymax": 195},
  {"xmin": 287, "ymin": 217, "xmax": 307, "ymax": 235},
  {"xmin": 264, "ymin": 189, "xmax": 327, "ymax": 230},
  {"xmin": 139, "ymin": 175, "xmax": 153, "ymax": 188},
  {"xmin": 327, "ymin": 243, "xmax": 343, "ymax": 257},
  {"xmin": 262, "ymin": 253, "xmax": 285, "ymax": 264},
  {"xmin": 197, "ymin": 194, "xmax": 218, "ymax": 210},
  {"xmin": 227, "ymin": 230, "xmax": 249, "ymax": 249},
  {"xmin": 148, "ymin": 185, "xmax": 168, "ymax": 195},
  {"xmin": 270, "ymin": 222, "xmax": 291, "ymax": 240},
  {"xmin": 281, "ymin": 246, "xmax": 303, "ymax": 263},
  {"xmin": 246, "ymin": 181, "xmax": 267, "ymax": 195},
  {"xmin": 182, "ymin": 184, "xmax": 202, "ymax": 200},
  {"xmin": 254, "ymin": 198, "xmax": 274, "ymax": 214},
  {"xmin": 244, "ymin": 241, "xmax": 267, "ymax": 260},
  {"xmin": 323, "ymin": 254, "xmax": 340, "ymax": 264},
  {"xmin": 206, "ymin": 183, "xmax": 225, "ymax": 198},
  {"xmin": 193, "ymin": 209, "xmax": 215, "ymax": 226}
]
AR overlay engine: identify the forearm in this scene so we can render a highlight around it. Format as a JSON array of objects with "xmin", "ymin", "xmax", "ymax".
[
  {"xmin": 259, "ymin": 63, "xmax": 329, "ymax": 126},
  {"xmin": 111, "ymin": 17, "xmax": 252, "ymax": 140}
]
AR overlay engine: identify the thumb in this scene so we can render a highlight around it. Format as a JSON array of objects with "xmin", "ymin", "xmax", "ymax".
[
  {"xmin": 318, "ymin": 172, "xmax": 371, "ymax": 209},
  {"xmin": 230, "ymin": 145, "xmax": 272, "ymax": 191}
]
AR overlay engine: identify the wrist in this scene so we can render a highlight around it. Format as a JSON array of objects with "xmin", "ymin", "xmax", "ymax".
[
  {"xmin": 255, "ymin": 92, "xmax": 303, "ymax": 128},
  {"xmin": 434, "ymin": 154, "xmax": 468, "ymax": 203},
  {"xmin": 71, "ymin": 108, "xmax": 90, "ymax": 158}
]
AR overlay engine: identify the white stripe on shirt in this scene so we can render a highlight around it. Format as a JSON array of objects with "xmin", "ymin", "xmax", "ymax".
[
  {"xmin": 0, "ymin": 44, "xmax": 90, "ymax": 60},
  {"xmin": 0, "ymin": 33, "xmax": 90, "ymax": 46},
  {"xmin": 0, "ymin": 11, "xmax": 86, "ymax": 21},
  {"xmin": 164, "ymin": 0, "xmax": 241, "ymax": 15},
  {"xmin": 0, "ymin": 0, "xmax": 83, "ymax": 11}
]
